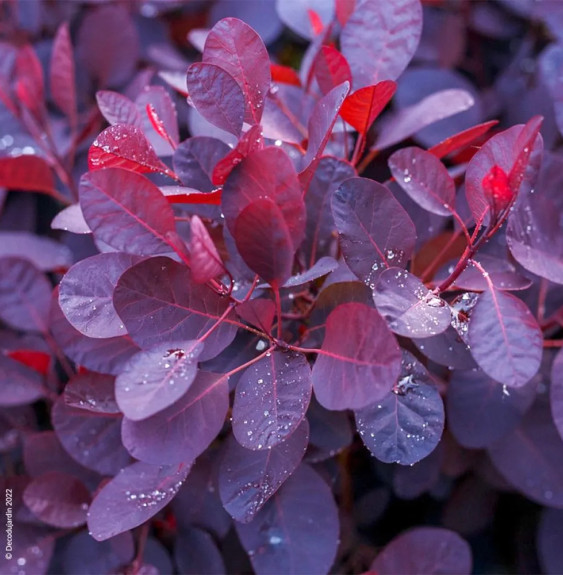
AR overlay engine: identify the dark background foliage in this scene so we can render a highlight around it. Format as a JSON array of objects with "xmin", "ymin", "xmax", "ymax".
[{"xmin": 1, "ymin": 0, "xmax": 563, "ymax": 574}]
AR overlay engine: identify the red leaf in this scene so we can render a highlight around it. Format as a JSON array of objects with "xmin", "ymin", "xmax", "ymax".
[
  {"xmin": 270, "ymin": 64, "xmax": 301, "ymax": 87},
  {"xmin": 307, "ymin": 8, "xmax": 325, "ymax": 35},
  {"xmin": 88, "ymin": 124, "xmax": 177, "ymax": 179},
  {"xmin": 0, "ymin": 156, "xmax": 57, "ymax": 198},
  {"xmin": 146, "ymin": 103, "xmax": 175, "ymax": 148},
  {"xmin": 340, "ymin": 81, "xmax": 396, "ymax": 134},
  {"xmin": 160, "ymin": 186, "xmax": 222, "ymax": 205},
  {"xmin": 508, "ymin": 115, "xmax": 543, "ymax": 195},
  {"xmin": 428, "ymin": 120, "xmax": 499, "ymax": 159},
  {"xmin": 188, "ymin": 215, "xmax": 224, "ymax": 284},
  {"xmin": 336, "ymin": 0, "xmax": 356, "ymax": 26},
  {"xmin": 50, "ymin": 23, "xmax": 77, "ymax": 129},
  {"xmin": 6, "ymin": 350, "xmax": 50, "ymax": 376},
  {"xmin": 312, "ymin": 46, "xmax": 352, "ymax": 95},
  {"xmin": 15, "ymin": 45, "xmax": 45, "ymax": 124},
  {"xmin": 482, "ymin": 165, "xmax": 512, "ymax": 213},
  {"xmin": 212, "ymin": 125, "xmax": 264, "ymax": 185}
]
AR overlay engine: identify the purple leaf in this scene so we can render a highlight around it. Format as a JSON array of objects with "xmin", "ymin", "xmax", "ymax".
[
  {"xmin": 355, "ymin": 351, "xmax": 444, "ymax": 465},
  {"xmin": 550, "ymin": 348, "xmax": 563, "ymax": 441},
  {"xmin": 64, "ymin": 372, "xmax": 120, "ymax": 414},
  {"xmin": 467, "ymin": 288, "xmax": 542, "ymax": 388},
  {"xmin": 373, "ymin": 89, "xmax": 475, "ymax": 151},
  {"xmin": 186, "ymin": 62, "xmax": 245, "ymax": 137},
  {"xmin": 51, "ymin": 204, "xmax": 91, "ymax": 234},
  {"xmin": 88, "ymin": 125, "xmax": 175, "ymax": 178},
  {"xmin": 340, "ymin": 0, "xmax": 422, "ymax": 88},
  {"xmin": 447, "ymin": 368, "xmax": 536, "ymax": 449},
  {"xmin": 87, "ymin": 460, "xmax": 191, "ymax": 541},
  {"xmin": 372, "ymin": 268, "xmax": 451, "ymax": 337},
  {"xmin": 283, "ymin": 257, "xmax": 338, "ymax": 288},
  {"xmin": 62, "ymin": 531, "xmax": 134, "ymax": 575},
  {"xmin": 465, "ymin": 123, "xmax": 543, "ymax": 225},
  {"xmin": 174, "ymin": 527, "xmax": 226, "ymax": 575},
  {"xmin": 0, "ymin": 257, "xmax": 51, "ymax": 332},
  {"xmin": 96, "ymin": 90, "xmax": 142, "ymax": 127},
  {"xmin": 488, "ymin": 399, "xmax": 563, "ymax": 507},
  {"xmin": 370, "ymin": 527, "xmax": 472, "ymax": 575},
  {"xmin": 121, "ymin": 371, "xmax": 228, "ymax": 464},
  {"xmin": 50, "ymin": 23, "xmax": 77, "ymax": 128},
  {"xmin": 219, "ymin": 420, "xmax": 309, "ymax": 523},
  {"xmin": 388, "ymin": 147, "xmax": 456, "ymax": 216},
  {"xmin": 50, "ymin": 293, "xmax": 140, "ymax": 376},
  {"xmin": 233, "ymin": 198, "xmax": 295, "ymax": 286},
  {"xmin": 52, "ymin": 395, "xmax": 130, "ymax": 476},
  {"xmin": 222, "ymin": 147, "xmax": 306, "ymax": 251},
  {"xmin": 540, "ymin": 43, "xmax": 563, "ymax": 138},
  {"xmin": 136, "ymin": 86, "xmax": 179, "ymax": 154},
  {"xmin": 59, "ymin": 253, "xmax": 141, "ymax": 339},
  {"xmin": 537, "ymin": 508, "xmax": 563, "ymax": 575},
  {"xmin": 303, "ymin": 156, "xmax": 356, "ymax": 266},
  {"xmin": 301, "ymin": 81, "xmax": 350, "ymax": 170},
  {"xmin": 232, "ymin": 350, "xmax": 312, "ymax": 450},
  {"xmin": 23, "ymin": 471, "xmax": 91, "ymax": 528},
  {"xmin": 312, "ymin": 302, "xmax": 401, "ymax": 410},
  {"xmin": 312, "ymin": 46, "xmax": 352, "ymax": 96},
  {"xmin": 331, "ymin": 177, "xmax": 416, "ymax": 287},
  {"xmin": 0, "ymin": 355, "xmax": 45, "ymax": 406},
  {"xmin": 116, "ymin": 341, "xmax": 203, "ymax": 421},
  {"xmin": 77, "ymin": 4, "xmax": 139, "ymax": 87},
  {"xmin": 113, "ymin": 257, "xmax": 237, "ymax": 361},
  {"xmin": 0, "ymin": 232, "xmax": 72, "ymax": 271},
  {"xmin": 79, "ymin": 168, "xmax": 176, "ymax": 255},
  {"xmin": 188, "ymin": 215, "xmax": 225, "ymax": 284},
  {"xmin": 235, "ymin": 464, "xmax": 339, "ymax": 575},
  {"xmin": 173, "ymin": 136, "xmax": 230, "ymax": 192},
  {"xmin": 203, "ymin": 17, "xmax": 271, "ymax": 124},
  {"xmin": 236, "ymin": 299, "xmax": 276, "ymax": 333}
]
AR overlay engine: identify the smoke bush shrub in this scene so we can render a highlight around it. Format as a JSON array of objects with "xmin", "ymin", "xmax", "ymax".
[{"xmin": 1, "ymin": 0, "xmax": 563, "ymax": 573}]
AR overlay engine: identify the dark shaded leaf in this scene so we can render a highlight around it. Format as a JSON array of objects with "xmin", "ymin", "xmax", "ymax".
[
  {"xmin": 232, "ymin": 350, "xmax": 312, "ymax": 450},
  {"xmin": 0, "ymin": 355, "xmax": 45, "ymax": 406},
  {"xmin": 550, "ymin": 348, "xmax": 563, "ymax": 441},
  {"xmin": 79, "ymin": 168, "xmax": 176, "ymax": 255},
  {"xmin": 355, "ymin": 351, "xmax": 444, "ymax": 465},
  {"xmin": 52, "ymin": 395, "xmax": 130, "ymax": 475},
  {"xmin": 219, "ymin": 421, "xmax": 309, "ymax": 523},
  {"xmin": 87, "ymin": 461, "xmax": 190, "ymax": 541},
  {"xmin": 175, "ymin": 527, "xmax": 226, "ymax": 575},
  {"xmin": 331, "ymin": 177, "xmax": 416, "ymax": 287},
  {"xmin": 373, "ymin": 268, "xmax": 451, "ymax": 337},
  {"xmin": 467, "ymin": 288, "xmax": 542, "ymax": 388},
  {"xmin": 370, "ymin": 527, "xmax": 472, "ymax": 575},
  {"xmin": 186, "ymin": 62, "xmax": 245, "ymax": 137},
  {"xmin": 448, "ymin": 368, "xmax": 536, "ymax": 449},
  {"xmin": 121, "ymin": 371, "xmax": 228, "ymax": 464},
  {"xmin": 537, "ymin": 508, "xmax": 563, "ymax": 575},
  {"xmin": 236, "ymin": 299, "xmax": 276, "ymax": 333},
  {"xmin": 340, "ymin": 0, "xmax": 422, "ymax": 88},
  {"xmin": 235, "ymin": 464, "xmax": 339, "ymax": 575},
  {"xmin": 312, "ymin": 302, "xmax": 401, "ymax": 410},
  {"xmin": 23, "ymin": 471, "xmax": 90, "ymax": 528}
]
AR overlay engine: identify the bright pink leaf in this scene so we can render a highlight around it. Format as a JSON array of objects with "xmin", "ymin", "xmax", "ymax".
[
  {"xmin": 340, "ymin": 0, "xmax": 422, "ymax": 88},
  {"xmin": 340, "ymin": 80, "xmax": 396, "ymax": 134},
  {"xmin": 428, "ymin": 120, "xmax": 498, "ymax": 159},
  {"xmin": 312, "ymin": 302, "xmax": 401, "ymax": 410},
  {"xmin": 88, "ymin": 124, "xmax": 176, "ymax": 178}
]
